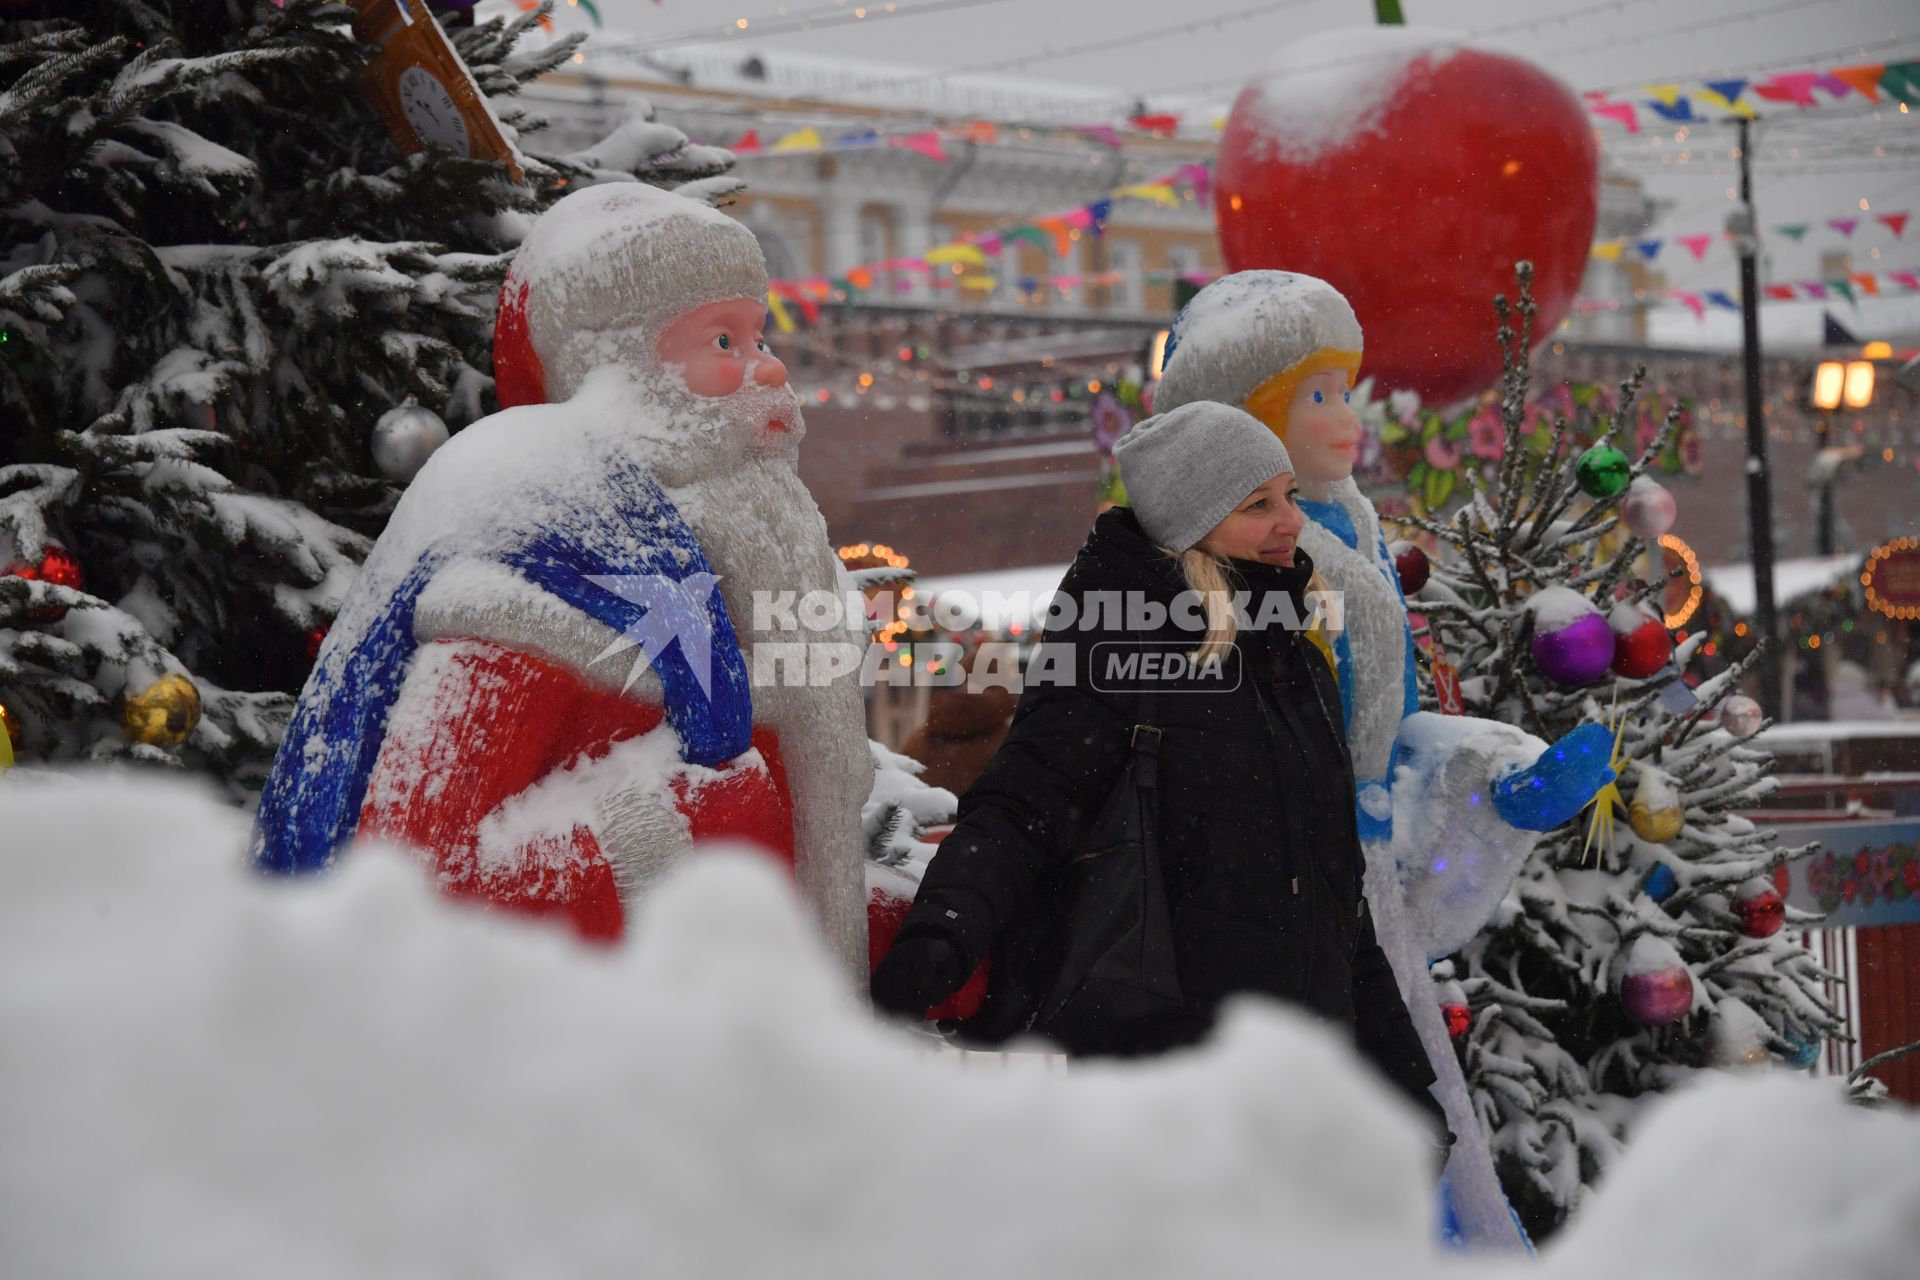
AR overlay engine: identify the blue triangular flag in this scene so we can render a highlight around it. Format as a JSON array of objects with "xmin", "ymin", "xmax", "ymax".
[
  {"xmin": 1705, "ymin": 290, "xmax": 1740, "ymax": 311},
  {"xmin": 1636, "ymin": 240, "xmax": 1663, "ymax": 261}
]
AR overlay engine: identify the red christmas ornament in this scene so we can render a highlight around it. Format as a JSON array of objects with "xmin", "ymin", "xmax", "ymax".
[
  {"xmin": 4, "ymin": 543, "xmax": 85, "ymax": 623},
  {"xmin": 1391, "ymin": 540, "xmax": 1430, "ymax": 595},
  {"xmin": 1607, "ymin": 603, "xmax": 1673, "ymax": 680},
  {"xmin": 1215, "ymin": 29, "xmax": 1599, "ymax": 404},
  {"xmin": 1731, "ymin": 881, "xmax": 1786, "ymax": 939},
  {"xmin": 1442, "ymin": 1002, "xmax": 1471, "ymax": 1039}
]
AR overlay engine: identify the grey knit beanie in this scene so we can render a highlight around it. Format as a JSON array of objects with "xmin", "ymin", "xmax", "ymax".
[
  {"xmin": 508, "ymin": 182, "xmax": 770, "ymax": 399},
  {"xmin": 1155, "ymin": 270, "xmax": 1364, "ymax": 414},
  {"xmin": 1114, "ymin": 401, "xmax": 1295, "ymax": 552}
]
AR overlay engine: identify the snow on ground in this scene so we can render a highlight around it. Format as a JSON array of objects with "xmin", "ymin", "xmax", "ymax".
[{"xmin": 2, "ymin": 769, "xmax": 1916, "ymax": 1279}]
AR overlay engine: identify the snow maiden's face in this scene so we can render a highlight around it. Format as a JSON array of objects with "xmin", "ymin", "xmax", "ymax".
[{"xmin": 1246, "ymin": 367, "xmax": 1361, "ymax": 490}]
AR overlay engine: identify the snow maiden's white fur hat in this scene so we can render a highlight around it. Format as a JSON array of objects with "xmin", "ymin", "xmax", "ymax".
[
  {"xmin": 1153, "ymin": 271, "xmax": 1364, "ymax": 432},
  {"xmin": 495, "ymin": 182, "xmax": 769, "ymax": 406}
]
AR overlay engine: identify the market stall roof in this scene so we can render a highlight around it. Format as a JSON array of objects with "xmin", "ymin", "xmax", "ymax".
[{"xmin": 1702, "ymin": 552, "xmax": 1861, "ymax": 617}]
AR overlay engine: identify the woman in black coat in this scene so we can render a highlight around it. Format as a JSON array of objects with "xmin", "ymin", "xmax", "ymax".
[{"xmin": 871, "ymin": 400, "xmax": 1450, "ymax": 1146}]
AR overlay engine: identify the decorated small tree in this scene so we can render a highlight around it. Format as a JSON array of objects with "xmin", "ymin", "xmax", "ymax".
[
  {"xmin": 1401, "ymin": 263, "xmax": 1843, "ymax": 1239},
  {"xmin": 0, "ymin": 1, "xmax": 733, "ymax": 789}
]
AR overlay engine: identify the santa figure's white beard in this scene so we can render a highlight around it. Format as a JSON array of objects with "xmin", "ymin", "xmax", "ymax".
[{"xmin": 626, "ymin": 365, "xmax": 872, "ymax": 978}]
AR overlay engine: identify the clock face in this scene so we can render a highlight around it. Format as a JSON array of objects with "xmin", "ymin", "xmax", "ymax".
[{"xmin": 396, "ymin": 64, "xmax": 471, "ymax": 156}]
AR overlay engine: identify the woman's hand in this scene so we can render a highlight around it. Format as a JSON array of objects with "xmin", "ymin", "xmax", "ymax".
[{"xmin": 870, "ymin": 933, "xmax": 969, "ymax": 1021}]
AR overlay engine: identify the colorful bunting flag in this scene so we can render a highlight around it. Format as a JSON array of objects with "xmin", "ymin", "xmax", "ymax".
[
  {"xmin": 1851, "ymin": 273, "xmax": 1880, "ymax": 297},
  {"xmin": 1890, "ymin": 271, "xmax": 1920, "ymax": 290},
  {"xmin": 1128, "ymin": 114, "xmax": 1181, "ymax": 137},
  {"xmin": 1115, "ymin": 182, "xmax": 1181, "ymax": 208},
  {"xmin": 1591, "ymin": 241, "xmax": 1625, "ymax": 262},
  {"xmin": 1764, "ymin": 284, "xmax": 1797, "ymax": 300},
  {"xmin": 1828, "ymin": 279, "xmax": 1856, "ymax": 305},
  {"xmin": 732, "ymin": 129, "xmax": 761, "ymax": 154},
  {"xmin": 1775, "ymin": 223, "xmax": 1809, "ymax": 240},
  {"xmin": 923, "ymin": 243, "xmax": 989, "ymax": 269},
  {"xmin": 1880, "ymin": 213, "xmax": 1910, "ymax": 238},
  {"xmin": 1675, "ymin": 234, "xmax": 1714, "ymax": 261},
  {"xmin": 1635, "ymin": 240, "xmax": 1663, "ymax": 261},
  {"xmin": 1828, "ymin": 218, "xmax": 1858, "ymax": 238},
  {"xmin": 1831, "ymin": 63, "xmax": 1886, "ymax": 101},
  {"xmin": 772, "ymin": 127, "xmax": 823, "ymax": 153},
  {"xmin": 1705, "ymin": 290, "xmax": 1739, "ymax": 311},
  {"xmin": 1590, "ymin": 101, "xmax": 1639, "ymax": 133}
]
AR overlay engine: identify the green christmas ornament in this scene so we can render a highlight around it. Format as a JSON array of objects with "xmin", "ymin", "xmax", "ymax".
[{"xmin": 1575, "ymin": 443, "xmax": 1631, "ymax": 498}]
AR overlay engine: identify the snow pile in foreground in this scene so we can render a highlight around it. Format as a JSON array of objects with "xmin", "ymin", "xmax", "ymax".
[{"xmin": 2, "ymin": 771, "xmax": 1916, "ymax": 1279}]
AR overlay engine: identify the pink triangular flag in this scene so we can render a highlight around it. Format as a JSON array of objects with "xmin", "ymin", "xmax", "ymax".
[
  {"xmin": 1888, "ymin": 271, "xmax": 1920, "ymax": 290},
  {"xmin": 1590, "ymin": 101, "xmax": 1640, "ymax": 133},
  {"xmin": 1753, "ymin": 72, "xmax": 1820, "ymax": 106},
  {"xmin": 1671, "ymin": 291, "xmax": 1706, "ymax": 321},
  {"xmin": 889, "ymin": 131, "xmax": 949, "ymax": 163},
  {"xmin": 1676, "ymin": 234, "xmax": 1714, "ymax": 261},
  {"xmin": 1828, "ymin": 218, "xmax": 1858, "ymax": 238}
]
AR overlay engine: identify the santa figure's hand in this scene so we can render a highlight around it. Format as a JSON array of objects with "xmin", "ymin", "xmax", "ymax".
[{"xmin": 1490, "ymin": 721, "xmax": 1615, "ymax": 832}]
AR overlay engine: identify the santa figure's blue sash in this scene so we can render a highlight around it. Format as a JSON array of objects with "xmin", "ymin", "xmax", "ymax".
[{"xmin": 254, "ymin": 461, "xmax": 752, "ymax": 875}]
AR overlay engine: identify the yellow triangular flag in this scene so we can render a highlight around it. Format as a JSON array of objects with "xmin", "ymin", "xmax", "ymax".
[
  {"xmin": 1695, "ymin": 86, "xmax": 1756, "ymax": 118},
  {"xmin": 1591, "ymin": 240, "xmax": 1626, "ymax": 262},
  {"xmin": 772, "ymin": 127, "xmax": 823, "ymax": 153},
  {"xmin": 923, "ymin": 243, "xmax": 989, "ymax": 268},
  {"xmin": 766, "ymin": 290, "xmax": 796, "ymax": 333},
  {"xmin": 1643, "ymin": 84, "xmax": 1682, "ymax": 107},
  {"xmin": 1114, "ymin": 183, "xmax": 1181, "ymax": 208}
]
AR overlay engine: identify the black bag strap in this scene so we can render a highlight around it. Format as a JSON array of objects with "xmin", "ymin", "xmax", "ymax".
[{"xmin": 1128, "ymin": 686, "xmax": 1161, "ymax": 791}]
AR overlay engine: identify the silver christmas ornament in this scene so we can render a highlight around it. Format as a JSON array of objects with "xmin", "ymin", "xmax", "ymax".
[
  {"xmin": 1719, "ymin": 694, "xmax": 1764, "ymax": 739},
  {"xmin": 371, "ymin": 398, "xmax": 449, "ymax": 482}
]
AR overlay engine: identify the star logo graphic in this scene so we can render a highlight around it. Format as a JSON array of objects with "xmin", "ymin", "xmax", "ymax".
[{"xmin": 585, "ymin": 573, "xmax": 722, "ymax": 697}]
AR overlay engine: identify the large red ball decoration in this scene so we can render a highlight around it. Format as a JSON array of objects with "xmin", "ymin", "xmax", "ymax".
[
  {"xmin": 1391, "ymin": 540, "xmax": 1430, "ymax": 595},
  {"xmin": 1216, "ymin": 28, "xmax": 1599, "ymax": 405}
]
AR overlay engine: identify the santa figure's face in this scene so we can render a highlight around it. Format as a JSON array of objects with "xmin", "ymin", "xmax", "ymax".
[
  {"xmin": 655, "ymin": 299, "xmax": 790, "ymax": 400},
  {"xmin": 639, "ymin": 297, "xmax": 803, "ymax": 485}
]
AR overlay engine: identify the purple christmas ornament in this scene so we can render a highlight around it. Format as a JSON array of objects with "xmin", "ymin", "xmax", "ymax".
[
  {"xmin": 1622, "ymin": 968, "xmax": 1694, "ymax": 1024},
  {"xmin": 1527, "ymin": 587, "xmax": 1616, "ymax": 686},
  {"xmin": 1621, "ymin": 935, "xmax": 1694, "ymax": 1025}
]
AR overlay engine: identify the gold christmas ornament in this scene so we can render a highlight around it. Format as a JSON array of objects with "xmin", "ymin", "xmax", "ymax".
[
  {"xmin": 1627, "ymin": 762, "xmax": 1685, "ymax": 843},
  {"xmin": 122, "ymin": 673, "xmax": 202, "ymax": 749},
  {"xmin": 0, "ymin": 700, "xmax": 17, "ymax": 771}
]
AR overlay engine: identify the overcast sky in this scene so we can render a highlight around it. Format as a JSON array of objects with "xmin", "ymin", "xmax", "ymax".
[{"xmin": 522, "ymin": 0, "xmax": 1920, "ymax": 344}]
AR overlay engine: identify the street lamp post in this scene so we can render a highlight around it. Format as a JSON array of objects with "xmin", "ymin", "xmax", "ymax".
[{"xmin": 1731, "ymin": 119, "xmax": 1784, "ymax": 720}]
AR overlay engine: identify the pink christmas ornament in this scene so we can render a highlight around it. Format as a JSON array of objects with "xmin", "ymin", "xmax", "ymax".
[{"xmin": 1621, "ymin": 475, "xmax": 1677, "ymax": 538}]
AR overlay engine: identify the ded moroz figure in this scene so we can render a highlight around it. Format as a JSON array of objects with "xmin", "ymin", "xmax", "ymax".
[
  {"xmin": 1154, "ymin": 271, "xmax": 1614, "ymax": 1251},
  {"xmin": 253, "ymin": 182, "xmax": 871, "ymax": 976}
]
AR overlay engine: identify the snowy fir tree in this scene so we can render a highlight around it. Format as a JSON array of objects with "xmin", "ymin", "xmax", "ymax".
[
  {"xmin": 0, "ymin": 1, "xmax": 734, "ymax": 789},
  {"xmin": 1398, "ymin": 263, "xmax": 1845, "ymax": 1240}
]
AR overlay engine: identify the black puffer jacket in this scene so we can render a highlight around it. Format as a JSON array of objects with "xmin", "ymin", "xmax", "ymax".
[{"xmin": 895, "ymin": 506, "xmax": 1438, "ymax": 1112}]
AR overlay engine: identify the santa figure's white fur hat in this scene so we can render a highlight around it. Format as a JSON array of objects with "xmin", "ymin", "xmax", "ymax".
[{"xmin": 495, "ymin": 182, "xmax": 768, "ymax": 406}]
